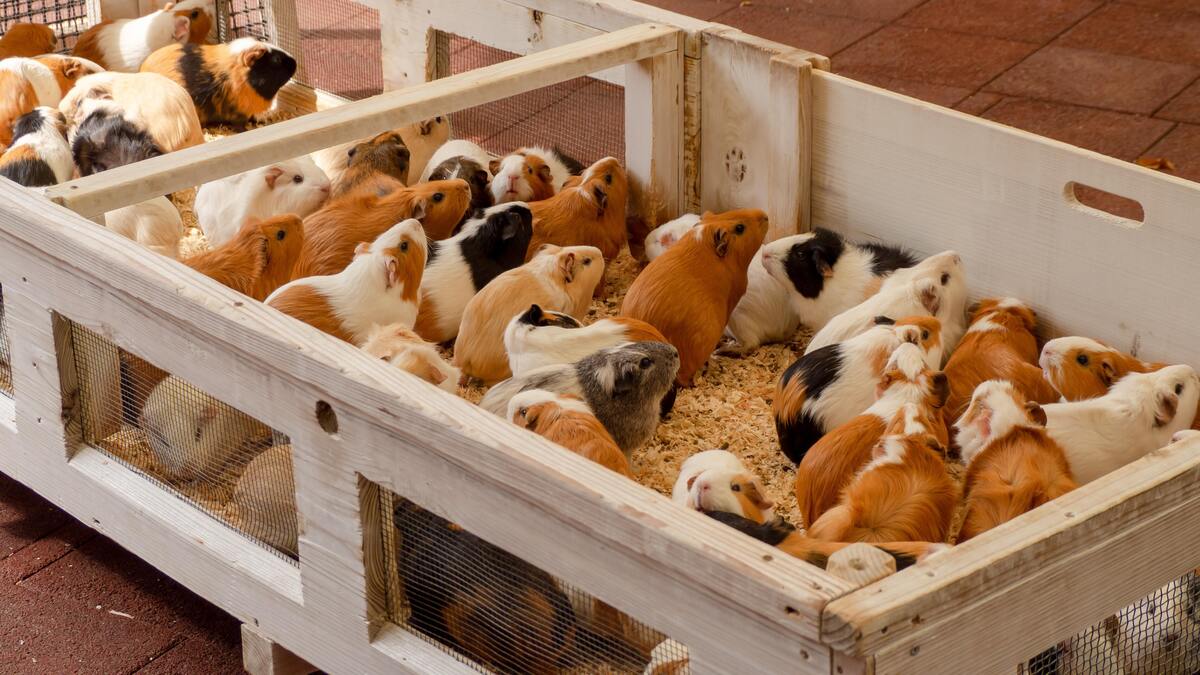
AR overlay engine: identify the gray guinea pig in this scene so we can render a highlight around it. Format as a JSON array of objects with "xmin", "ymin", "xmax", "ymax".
[{"xmin": 480, "ymin": 341, "xmax": 679, "ymax": 456}]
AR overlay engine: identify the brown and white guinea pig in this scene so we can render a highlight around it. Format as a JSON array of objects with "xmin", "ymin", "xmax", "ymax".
[
  {"xmin": 0, "ymin": 23, "xmax": 57, "ymax": 59},
  {"xmin": 670, "ymin": 449, "xmax": 774, "ymax": 523},
  {"xmin": 807, "ymin": 402, "xmax": 960, "ymax": 544},
  {"xmin": 412, "ymin": 202, "xmax": 533, "ymax": 344},
  {"xmin": 332, "ymin": 130, "xmax": 410, "ymax": 197},
  {"xmin": 504, "ymin": 303, "xmax": 667, "ymax": 377},
  {"xmin": 773, "ymin": 315, "xmax": 943, "ymax": 464},
  {"xmin": 360, "ymin": 322, "xmax": 460, "ymax": 393},
  {"xmin": 194, "ymin": 156, "xmax": 329, "ymax": 247},
  {"xmin": 527, "ymin": 157, "xmax": 629, "ymax": 262},
  {"xmin": 621, "ymin": 209, "xmax": 769, "ymax": 386},
  {"xmin": 0, "ymin": 56, "xmax": 100, "ymax": 148},
  {"xmin": 1042, "ymin": 365, "xmax": 1200, "ymax": 485},
  {"xmin": 61, "ymin": 71, "xmax": 204, "ymax": 154},
  {"xmin": 140, "ymin": 374, "xmax": 272, "ymax": 481},
  {"xmin": 943, "ymin": 297, "xmax": 1060, "ymax": 422},
  {"xmin": 183, "ymin": 214, "xmax": 304, "ymax": 301},
  {"xmin": 229, "ymin": 444, "xmax": 297, "ymax": 556},
  {"xmin": 73, "ymin": 3, "xmax": 191, "ymax": 72},
  {"xmin": 1039, "ymin": 335, "xmax": 1169, "ymax": 402},
  {"xmin": 290, "ymin": 178, "xmax": 469, "ymax": 278},
  {"xmin": 489, "ymin": 145, "xmax": 580, "ymax": 204},
  {"xmin": 793, "ymin": 342, "xmax": 950, "ymax": 529},
  {"xmin": 170, "ymin": 0, "xmax": 216, "ymax": 45},
  {"xmin": 0, "ymin": 106, "xmax": 73, "ymax": 187},
  {"xmin": 420, "ymin": 139, "xmax": 493, "ymax": 213},
  {"xmin": 267, "ymin": 219, "xmax": 426, "ymax": 345},
  {"xmin": 69, "ymin": 99, "xmax": 164, "ymax": 176},
  {"xmin": 955, "ymin": 380, "xmax": 1077, "ymax": 543},
  {"xmin": 508, "ymin": 389, "xmax": 631, "ymax": 477},
  {"xmin": 455, "ymin": 244, "xmax": 604, "ymax": 383},
  {"xmin": 140, "ymin": 37, "xmax": 296, "ymax": 126}
]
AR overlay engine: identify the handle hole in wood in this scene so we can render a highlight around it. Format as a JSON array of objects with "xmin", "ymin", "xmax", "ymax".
[
  {"xmin": 315, "ymin": 400, "xmax": 339, "ymax": 436},
  {"xmin": 1064, "ymin": 182, "xmax": 1144, "ymax": 228}
]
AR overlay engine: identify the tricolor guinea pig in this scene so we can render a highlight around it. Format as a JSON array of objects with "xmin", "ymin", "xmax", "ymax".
[
  {"xmin": 267, "ymin": 219, "xmax": 427, "ymax": 345},
  {"xmin": 140, "ymin": 37, "xmax": 296, "ymax": 126},
  {"xmin": 671, "ymin": 449, "xmax": 775, "ymax": 523},
  {"xmin": 360, "ymin": 322, "xmax": 460, "ymax": 393},
  {"xmin": 1039, "ymin": 336, "xmax": 1169, "ymax": 402},
  {"xmin": 504, "ymin": 304, "xmax": 667, "ymax": 378},
  {"xmin": 70, "ymin": 99, "xmax": 164, "ymax": 176},
  {"xmin": 412, "ymin": 201, "xmax": 533, "ymax": 344},
  {"xmin": 454, "ymin": 244, "xmax": 604, "ymax": 383},
  {"xmin": 420, "ymin": 138, "xmax": 493, "ymax": 213},
  {"xmin": 508, "ymin": 389, "xmax": 630, "ymax": 477},
  {"xmin": 229, "ymin": 444, "xmax": 297, "ymax": 556},
  {"xmin": 643, "ymin": 213, "xmax": 699, "ymax": 262},
  {"xmin": 0, "ymin": 23, "xmax": 57, "ymax": 59},
  {"xmin": 0, "ymin": 106, "xmax": 72, "ymax": 187},
  {"xmin": 194, "ymin": 156, "xmax": 330, "ymax": 247},
  {"xmin": 773, "ymin": 315, "xmax": 943, "ymax": 464},
  {"xmin": 183, "ymin": 214, "xmax": 303, "ymax": 300},
  {"xmin": 621, "ymin": 209, "xmax": 769, "ymax": 386},
  {"xmin": 73, "ymin": 4, "xmax": 191, "ymax": 72},
  {"xmin": 489, "ymin": 145, "xmax": 580, "ymax": 204},
  {"xmin": 527, "ymin": 156, "xmax": 628, "ymax": 262},
  {"xmin": 61, "ymin": 71, "xmax": 204, "ymax": 153},
  {"xmin": 332, "ymin": 130, "xmax": 410, "ymax": 197},
  {"xmin": 103, "ymin": 196, "xmax": 184, "ymax": 258}
]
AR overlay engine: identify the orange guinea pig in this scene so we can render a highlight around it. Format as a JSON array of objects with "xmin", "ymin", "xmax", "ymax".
[
  {"xmin": 291, "ymin": 178, "xmax": 470, "ymax": 278},
  {"xmin": 182, "ymin": 214, "xmax": 303, "ymax": 301},
  {"xmin": 944, "ymin": 298, "xmax": 1060, "ymax": 421},
  {"xmin": 0, "ymin": 23, "xmax": 57, "ymax": 59},
  {"xmin": 508, "ymin": 389, "xmax": 631, "ymax": 477},
  {"xmin": 527, "ymin": 156, "xmax": 629, "ymax": 261},
  {"xmin": 620, "ymin": 209, "xmax": 769, "ymax": 386},
  {"xmin": 332, "ymin": 130, "xmax": 410, "ymax": 197},
  {"xmin": 1039, "ymin": 335, "xmax": 1168, "ymax": 401}
]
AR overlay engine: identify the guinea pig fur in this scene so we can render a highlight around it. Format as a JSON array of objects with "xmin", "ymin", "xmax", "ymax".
[
  {"xmin": 73, "ymin": 4, "xmax": 190, "ymax": 72},
  {"xmin": 61, "ymin": 71, "xmax": 205, "ymax": 153},
  {"xmin": 290, "ymin": 178, "xmax": 470, "ymax": 278},
  {"xmin": 643, "ymin": 213, "xmax": 700, "ymax": 262},
  {"xmin": 411, "ymin": 202, "xmax": 533, "ymax": 344},
  {"xmin": 621, "ymin": 209, "xmax": 770, "ymax": 386},
  {"xmin": 489, "ymin": 145, "xmax": 578, "ymax": 204},
  {"xmin": 171, "ymin": 0, "xmax": 216, "ymax": 45},
  {"xmin": 103, "ymin": 196, "xmax": 184, "ymax": 259},
  {"xmin": 508, "ymin": 389, "xmax": 631, "ymax": 477},
  {"xmin": 773, "ymin": 315, "xmax": 943, "ymax": 464},
  {"xmin": 399, "ymin": 116, "xmax": 451, "ymax": 185},
  {"xmin": 455, "ymin": 244, "xmax": 604, "ymax": 383},
  {"xmin": 643, "ymin": 639, "xmax": 689, "ymax": 675},
  {"xmin": 140, "ymin": 374, "xmax": 272, "ymax": 481},
  {"xmin": 0, "ymin": 56, "xmax": 86, "ymax": 148},
  {"xmin": 480, "ymin": 341, "xmax": 680, "ymax": 455},
  {"xmin": 1042, "ymin": 365, "xmax": 1200, "ymax": 485},
  {"xmin": 183, "ymin": 214, "xmax": 304, "ymax": 300},
  {"xmin": 505, "ymin": 303, "xmax": 667, "ymax": 377},
  {"xmin": 70, "ymin": 100, "xmax": 164, "ymax": 176},
  {"xmin": 139, "ymin": 37, "xmax": 296, "ymax": 126},
  {"xmin": 527, "ymin": 157, "xmax": 629, "ymax": 261},
  {"xmin": 1039, "ymin": 335, "xmax": 1169, "ymax": 402},
  {"xmin": 333, "ymin": 130, "xmax": 410, "ymax": 197},
  {"xmin": 229, "ymin": 444, "xmax": 298, "ymax": 556},
  {"xmin": 194, "ymin": 156, "xmax": 330, "ymax": 247},
  {"xmin": 671, "ymin": 449, "xmax": 775, "ymax": 523},
  {"xmin": 806, "ymin": 250, "xmax": 968, "ymax": 359},
  {"xmin": 268, "ymin": 219, "xmax": 426, "ymax": 345},
  {"xmin": 944, "ymin": 297, "xmax": 1060, "ymax": 422},
  {"xmin": 0, "ymin": 23, "xmax": 57, "ymax": 59},
  {"xmin": 954, "ymin": 380, "xmax": 1076, "ymax": 543},
  {"xmin": 360, "ymin": 322, "xmax": 460, "ymax": 393},
  {"xmin": 0, "ymin": 106, "xmax": 73, "ymax": 187},
  {"xmin": 807, "ymin": 402, "xmax": 959, "ymax": 544},
  {"xmin": 420, "ymin": 139, "xmax": 493, "ymax": 211},
  {"xmin": 793, "ymin": 342, "xmax": 950, "ymax": 528}
]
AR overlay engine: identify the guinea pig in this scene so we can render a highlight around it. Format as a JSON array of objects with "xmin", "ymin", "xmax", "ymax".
[
  {"xmin": 479, "ymin": 341, "xmax": 680, "ymax": 455},
  {"xmin": 489, "ymin": 145, "xmax": 579, "ymax": 204},
  {"xmin": 0, "ymin": 56, "xmax": 85, "ymax": 148},
  {"xmin": 807, "ymin": 402, "xmax": 959, "ymax": 544},
  {"xmin": 332, "ymin": 130, "xmax": 410, "ymax": 197},
  {"xmin": 944, "ymin": 297, "xmax": 1060, "ymax": 421},
  {"xmin": 671, "ymin": 449, "xmax": 775, "ymax": 523},
  {"xmin": 194, "ymin": 156, "xmax": 330, "ymax": 247},
  {"xmin": 0, "ymin": 106, "xmax": 72, "ymax": 186},
  {"xmin": 643, "ymin": 213, "xmax": 700, "ymax": 262},
  {"xmin": 793, "ymin": 342, "xmax": 950, "ymax": 528},
  {"xmin": 183, "ymin": 214, "xmax": 303, "ymax": 300},
  {"xmin": 527, "ymin": 157, "xmax": 628, "ymax": 261},
  {"xmin": 955, "ymin": 380, "xmax": 1076, "ymax": 542},
  {"xmin": 1039, "ymin": 335, "xmax": 1169, "ymax": 402},
  {"xmin": 70, "ymin": 99, "xmax": 163, "ymax": 176},
  {"xmin": 1043, "ymin": 365, "xmax": 1200, "ymax": 484},
  {"xmin": 229, "ymin": 444, "xmax": 297, "ymax": 557},
  {"xmin": 420, "ymin": 138, "xmax": 493, "ymax": 212},
  {"xmin": 505, "ymin": 304, "xmax": 668, "ymax": 377},
  {"xmin": 621, "ymin": 209, "xmax": 769, "ymax": 386},
  {"xmin": 170, "ymin": 0, "xmax": 216, "ymax": 45},
  {"xmin": 508, "ymin": 389, "xmax": 631, "ymax": 477},
  {"xmin": 455, "ymin": 244, "xmax": 604, "ymax": 383},
  {"xmin": 290, "ymin": 178, "xmax": 469, "ymax": 278},
  {"xmin": 806, "ymin": 250, "xmax": 968, "ymax": 359},
  {"xmin": 411, "ymin": 202, "xmax": 533, "ymax": 344},
  {"xmin": 139, "ymin": 37, "xmax": 296, "ymax": 126},
  {"xmin": 61, "ymin": 71, "xmax": 204, "ymax": 153},
  {"xmin": 643, "ymin": 639, "xmax": 689, "ymax": 675},
  {"xmin": 140, "ymin": 374, "xmax": 272, "ymax": 481},
  {"xmin": 0, "ymin": 23, "xmax": 57, "ymax": 59},
  {"xmin": 267, "ymin": 219, "xmax": 426, "ymax": 345},
  {"xmin": 773, "ymin": 315, "xmax": 943, "ymax": 464},
  {"xmin": 104, "ymin": 196, "xmax": 183, "ymax": 258},
  {"xmin": 73, "ymin": 4, "xmax": 190, "ymax": 72},
  {"xmin": 399, "ymin": 116, "xmax": 451, "ymax": 184},
  {"xmin": 360, "ymin": 322, "xmax": 460, "ymax": 393}
]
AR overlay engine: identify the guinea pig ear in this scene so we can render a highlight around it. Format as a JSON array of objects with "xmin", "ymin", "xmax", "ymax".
[
  {"xmin": 472, "ymin": 168, "xmax": 489, "ymax": 188},
  {"xmin": 592, "ymin": 184, "xmax": 607, "ymax": 215},
  {"xmin": 1154, "ymin": 385, "xmax": 1180, "ymax": 428},
  {"xmin": 559, "ymin": 252, "xmax": 577, "ymax": 284},
  {"xmin": 62, "ymin": 60, "xmax": 83, "ymax": 80},
  {"xmin": 685, "ymin": 474, "xmax": 699, "ymax": 492},
  {"xmin": 384, "ymin": 257, "xmax": 400, "ymax": 290},
  {"xmin": 712, "ymin": 227, "xmax": 730, "ymax": 258},
  {"xmin": 354, "ymin": 241, "xmax": 371, "ymax": 257},
  {"xmin": 929, "ymin": 372, "xmax": 950, "ymax": 409},
  {"xmin": 263, "ymin": 166, "xmax": 285, "ymax": 189},
  {"xmin": 813, "ymin": 250, "xmax": 834, "ymax": 278},
  {"xmin": 488, "ymin": 158, "xmax": 502, "ymax": 175},
  {"xmin": 536, "ymin": 164, "xmax": 553, "ymax": 185},
  {"xmin": 418, "ymin": 119, "xmax": 435, "ymax": 135},
  {"xmin": 239, "ymin": 44, "xmax": 269, "ymax": 68},
  {"xmin": 172, "ymin": 15, "xmax": 190, "ymax": 42},
  {"xmin": 1099, "ymin": 358, "xmax": 1117, "ymax": 387},
  {"xmin": 918, "ymin": 278, "xmax": 941, "ymax": 315},
  {"xmin": 410, "ymin": 198, "xmax": 428, "ymax": 221},
  {"xmin": 745, "ymin": 480, "xmax": 774, "ymax": 510},
  {"xmin": 1024, "ymin": 401, "xmax": 1048, "ymax": 427},
  {"xmin": 417, "ymin": 360, "xmax": 447, "ymax": 386}
]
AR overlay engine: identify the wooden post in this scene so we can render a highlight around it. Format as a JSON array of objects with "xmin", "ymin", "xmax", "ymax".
[
  {"xmin": 768, "ymin": 52, "xmax": 812, "ymax": 240},
  {"xmin": 427, "ymin": 28, "xmax": 451, "ymax": 81},
  {"xmin": 241, "ymin": 624, "xmax": 315, "ymax": 675},
  {"xmin": 380, "ymin": 0, "xmax": 435, "ymax": 91},
  {"xmin": 826, "ymin": 544, "xmax": 897, "ymax": 588},
  {"xmin": 624, "ymin": 29, "xmax": 685, "ymax": 227}
]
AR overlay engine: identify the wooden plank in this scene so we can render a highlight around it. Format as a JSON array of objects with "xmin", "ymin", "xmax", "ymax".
[
  {"xmin": 45, "ymin": 23, "xmax": 682, "ymax": 218},
  {"xmin": 378, "ymin": 0, "xmax": 433, "ymax": 90},
  {"xmin": 767, "ymin": 52, "xmax": 811, "ymax": 239},
  {"xmin": 241, "ymin": 624, "xmax": 315, "ymax": 675},
  {"xmin": 426, "ymin": 28, "xmax": 451, "ymax": 81},
  {"xmin": 493, "ymin": 0, "xmax": 721, "ymax": 57},
  {"xmin": 624, "ymin": 30, "xmax": 684, "ymax": 226},
  {"xmin": 682, "ymin": 53, "xmax": 701, "ymax": 213}
]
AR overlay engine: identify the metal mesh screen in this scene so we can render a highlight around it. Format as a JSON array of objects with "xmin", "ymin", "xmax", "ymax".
[
  {"xmin": 1023, "ymin": 570, "xmax": 1200, "ymax": 674},
  {"xmin": 68, "ymin": 322, "xmax": 299, "ymax": 563},
  {"xmin": 0, "ymin": 0, "xmax": 88, "ymax": 52},
  {"xmin": 0, "ymin": 285, "xmax": 11, "ymax": 395},
  {"xmin": 372, "ymin": 485, "xmax": 689, "ymax": 674}
]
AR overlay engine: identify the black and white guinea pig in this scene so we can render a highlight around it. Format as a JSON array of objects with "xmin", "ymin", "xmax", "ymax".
[
  {"xmin": 420, "ymin": 139, "xmax": 494, "ymax": 213},
  {"xmin": 0, "ymin": 106, "xmax": 73, "ymax": 187},
  {"xmin": 70, "ymin": 100, "xmax": 164, "ymax": 176}
]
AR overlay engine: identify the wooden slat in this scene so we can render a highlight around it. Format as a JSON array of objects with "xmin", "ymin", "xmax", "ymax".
[
  {"xmin": 624, "ymin": 31, "xmax": 685, "ymax": 225},
  {"xmin": 767, "ymin": 51, "xmax": 811, "ymax": 239}
]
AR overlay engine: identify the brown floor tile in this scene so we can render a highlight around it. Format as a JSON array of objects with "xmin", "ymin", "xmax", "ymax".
[
  {"xmin": 982, "ymin": 98, "xmax": 1175, "ymax": 159},
  {"xmin": 987, "ymin": 45, "xmax": 1197, "ymax": 114},
  {"xmin": 1142, "ymin": 123, "xmax": 1200, "ymax": 183},
  {"xmin": 0, "ymin": 520, "xmax": 95, "ymax": 585},
  {"xmin": 1156, "ymin": 77, "xmax": 1200, "ymax": 123},
  {"xmin": 745, "ymin": 0, "xmax": 928, "ymax": 22},
  {"xmin": 714, "ymin": 5, "xmax": 883, "ymax": 55},
  {"xmin": 1057, "ymin": 2, "xmax": 1200, "ymax": 66},
  {"xmin": 833, "ymin": 25, "xmax": 1040, "ymax": 89},
  {"xmin": 899, "ymin": 0, "xmax": 1102, "ymax": 43},
  {"xmin": 832, "ymin": 68, "xmax": 973, "ymax": 107},
  {"xmin": 642, "ymin": 0, "xmax": 738, "ymax": 21},
  {"xmin": 135, "ymin": 627, "xmax": 243, "ymax": 674},
  {"xmin": 0, "ymin": 475, "xmax": 69, "ymax": 561},
  {"xmin": 955, "ymin": 91, "xmax": 1006, "ymax": 115},
  {"xmin": 1120, "ymin": 0, "xmax": 1200, "ymax": 11}
]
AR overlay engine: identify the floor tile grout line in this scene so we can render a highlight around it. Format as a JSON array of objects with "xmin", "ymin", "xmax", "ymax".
[
  {"xmin": 1134, "ymin": 121, "xmax": 1181, "ymax": 161},
  {"xmin": 8, "ymin": 521, "xmax": 97, "ymax": 584},
  {"xmin": 127, "ymin": 635, "xmax": 190, "ymax": 675},
  {"xmin": 827, "ymin": 0, "xmax": 936, "ymax": 59},
  {"xmin": 1150, "ymin": 72, "xmax": 1200, "ymax": 118}
]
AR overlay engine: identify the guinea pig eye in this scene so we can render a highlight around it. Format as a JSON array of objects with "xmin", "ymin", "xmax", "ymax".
[
  {"xmin": 604, "ymin": 172, "xmax": 613, "ymax": 185},
  {"xmin": 1176, "ymin": 383, "xmax": 1185, "ymax": 395},
  {"xmin": 347, "ymin": 147, "xmax": 357, "ymax": 159},
  {"xmin": 1076, "ymin": 353, "xmax": 1090, "ymax": 366},
  {"xmin": 582, "ymin": 257, "xmax": 592, "ymax": 266},
  {"xmin": 190, "ymin": 9, "xmax": 199, "ymax": 18},
  {"xmin": 400, "ymin": 241, "xmax": 409, "ymax": 252},
  {"xmin": 921, "ymin": 329, "xmax": 930, "ymax": 340},
  {"xmin": 731, "ymin": 483, "xmax": 741, "ymax": 492},
  {"xmin": 518, "ymin": 407, "xmax": 528, "ymax": 417},
  {"xmin": 734, "ymin": 223, "xmax": 746, "ymax": 235},
  {"xmin": 292, "ymin": 174, "xmax": 303, "ymax": 184},
  {"xmin": 639, "ymin": 357, "xmax": 652, "ymax": 369},
  {"xmin": 275, "ymin": 229, "xmax": 286, "ymax": 241},
  {"xmin": 432, "ymin": 192, "xmax": 445, "ymax": 203},
  {"xmin": 940, "ymin": 272, "xmax": 950, "ymax": 285}
]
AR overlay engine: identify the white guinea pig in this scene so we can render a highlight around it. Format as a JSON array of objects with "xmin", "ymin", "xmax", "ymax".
[
  {"xmin": 195, "ymin": 157, "xmax": 330, "ymax": 247},
  {"xmin": 360, "ymin": 322, "xmax": 460, "ymax": 393},
  {"xmin": 670, "ymin": 449, "xmax": 775, "ymax": 523},
  {"xmin": 104, "ymin": 196, "xmax": 184, "ymax": 259},
  {"xmin": 643, "ymin": 213, "xmax": 700, "ymax": 262}
]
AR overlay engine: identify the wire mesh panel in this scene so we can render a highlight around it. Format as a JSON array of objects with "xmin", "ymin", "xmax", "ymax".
[
  {"xmin": 0, "ymin": 285, "xmax": 11, "ymax": 396},
  {"xmin": 68, "ymin": 322, "xmax": 299, "ymax": 562},
  {"xmin": 0, "ymin": 0, "xmax": 89, "ymax": 52}
]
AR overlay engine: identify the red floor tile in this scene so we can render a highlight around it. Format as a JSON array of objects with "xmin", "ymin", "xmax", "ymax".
[
  {"xmin": 135, "ymin": 627, "xmax": 244, "ymax": 674},
  {"xmin": 1156, "ymin": 78, "xmax": 1200, "ymax": 123},
  {"xmin": 987, "ymin": 45, "xmax": 1198, "ymax": 115},
  {"xmin": 1120, "ymin": 0, "xmax": 1200, "ymax": 11},
  {"xmin": 833, "ymin": 25, "xmax": 1040, "ymax": 89},
  {"xmin": 1057, "ymin": 2, "xmax": 1200, "ymax": 67},
  {"xmin": 0, "ymin": 520, "xmax": 94, "ymax": 585},
  {"xmin": 1142, "ymin": 123, "xmax": 1200, "ymax": 183},
  {"xmin": 0, "ymin": 475, "xmax": 69, "ymax": 561},
  {"xmin": 899, "ymin": 0, "xmax": 1102, "ymax": 43},
  {"xmin": 832, "ymin": 69, "xmax": 973, "ymax": 107},
  {"xmin": 955, "ymin": 91, "xmax": 1006, "ymax": 115},
  {"xmin": 641, "ymin": 0, "xmax": 737, "ymax": 21},
  {"xmin": 747, "ymin": 0, "xmax": 928, "ymax": 22},
  {"xmin": 981, "ymin": 98, "xmax": 1175, "ymax": 160},
  {"xmin": 714, "ymin": 5, "xmax": 883, "ymax": 56}
]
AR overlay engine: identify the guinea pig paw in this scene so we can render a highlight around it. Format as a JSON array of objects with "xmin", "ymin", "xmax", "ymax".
[{"xmin": 714, "ymin": 337, "xmax": 754, "ymax": 357}]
